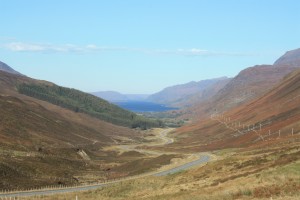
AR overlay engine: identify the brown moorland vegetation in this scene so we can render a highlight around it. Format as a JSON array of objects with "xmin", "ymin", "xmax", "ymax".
[{"xmin": 0, "ymin": 71, "xmax": 172, "ymax": 190}]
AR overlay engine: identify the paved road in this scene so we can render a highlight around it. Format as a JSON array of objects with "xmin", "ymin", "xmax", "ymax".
[
  {"xmin": 0, "ymin": 154, "xmax": 211, "ymax": 198},
  {"xmin": 0, "ymin": 129, "xmax": 211, "ymax": 198},
  {"xmin": 154, "ymin": 154, "xmax": 210, "ymax": 176}
]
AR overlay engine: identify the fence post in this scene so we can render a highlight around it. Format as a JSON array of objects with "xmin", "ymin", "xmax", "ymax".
[
  {"xmin": 292, "ymin": 128, "xmax": 294, "ymax": 136},
  {"xmin": 260, "ymin": 124, "xmax": 262, "ymax": 131}
]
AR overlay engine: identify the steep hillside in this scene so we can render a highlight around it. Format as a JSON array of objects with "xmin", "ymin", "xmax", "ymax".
[
  {"xmin": 170, "ymin": 68, "xmax": 300, "ymax": 152},
  {"xmin": 274, "ymin": 48, "xmax": 300, "ymax": 67},
  {"xmin": 0, "ymin": 69, "xmax": 161, "ymax": 189},
  {"xmin": 147, "ymin": 77, "xmax": 229, "ymax": 107},
  {"xmin": 0, "ymin": 61, "xmax": 22, "ymax": 75},
  {"xmin": 17, "ymin": 83, "xmax": 160, "ymax": 129},
  {"xmin": 211, "ymin": 65, "xmax": 297, "ymax": 111},
  {"xmin": 0, "ymin": 68, "xmax": 161, "ymax": 129},
  {"xmin": 183, "ymin": 65, "xmax": 298, "ymax": 121}
]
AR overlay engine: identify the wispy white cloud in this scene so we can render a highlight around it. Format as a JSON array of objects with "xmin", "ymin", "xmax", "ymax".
[
  {"xmin": 3, "ymin": 42, "xmax": 252, "ymax": 57},
  {"xmin": 5, "ymin": 42, "xmax": 86, "ymax": 53}
]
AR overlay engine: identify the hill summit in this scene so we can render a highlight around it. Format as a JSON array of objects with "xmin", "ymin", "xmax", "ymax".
[
  {"xmin": 274, "ymin": 48, "xmax": 300, "ymax": 67},
  {"xmin": 0, "ymin": 61, "xmax": 22, "ymax": 75}
]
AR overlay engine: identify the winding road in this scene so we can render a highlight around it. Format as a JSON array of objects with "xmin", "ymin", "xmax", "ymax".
[{"xmin": 0, "ymin": 129, "xmax": 212, "ymax": 198}]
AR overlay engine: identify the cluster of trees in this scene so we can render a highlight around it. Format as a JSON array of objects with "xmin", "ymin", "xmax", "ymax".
[{"xmin": 17, "ymin": 83, "xmax": 163, "ymax": 129}]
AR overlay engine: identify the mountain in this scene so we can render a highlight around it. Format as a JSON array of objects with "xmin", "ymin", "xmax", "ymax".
[
  {"xmin": 0, "ymin": 68, "xmax": 146, "ymax": 189},
  {"xmin": 211, "ymin": 64, "xmax": 297, "ymax": 111},
  {"xmin": 125, "ymin": 94, "xmax": 149, "ymax": 101},
  {"xmin": 170, "ymin": 48, "xmax": 300, "ymax": 152},
  {"xmin": 0, "ymin": 64, "xmax": 162, "ymax": 189},
  {"xmin": 274, "ymin": 48, "xmax": 300, "ymax": 67},
  {"xmin": 0, "ymin": 61, "xmax": 22, "ymax": 75},
  {"xmin": 92, "ymin": 91, "xmax": 149, "ymax": 102},
  {"xmin": 147, "ymin": 77, "xmax": 230, "ymax": 107},
  {"xmin": 173, "ymin": 67, "xmax": 300, "ymax": 151},
  {"xmin": 92, "ymin": 91, "xmax": 128, "ymax": 102},
  {"xmin": 183, "ymin": 61, "xmax": 300, "ymax": 121}
]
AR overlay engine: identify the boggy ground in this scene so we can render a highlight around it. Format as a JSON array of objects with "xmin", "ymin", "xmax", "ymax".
[{"xmin": 37, "ymin": 138, "xmax": 300, "ymax": 200}]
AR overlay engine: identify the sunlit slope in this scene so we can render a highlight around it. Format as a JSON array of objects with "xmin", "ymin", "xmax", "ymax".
[
  {"xmin": 172, "ymin": 69, "xmax": 300, "ymax": 152},
  {"xmin": 17, "ymin": 83, "xmax": 161, "ymax": 129}
]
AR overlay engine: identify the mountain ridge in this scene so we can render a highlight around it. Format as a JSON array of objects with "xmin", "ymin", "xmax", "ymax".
[
  {"xmin": 147, "ymin": 77, "xmax": 230, "ymax": 107},
  {"xmin": 92, "ymin": 91, "xmax": 149, "ymax": 102},
  {"xmin": 0, "ymin": 61, "xmax": 23, "ymax": 75},
  {"xmin": 274, "ymin": 48, "xmax": 300, "ymax": 67}
]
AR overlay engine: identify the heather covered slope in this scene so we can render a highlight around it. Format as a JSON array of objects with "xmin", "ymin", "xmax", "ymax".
[
  {"xmin": 17, "ymin": 83, "xmax": 161, "ymax": 129},
  {"xmin": 211, "ymin": 65, "xmax": 297, "ymax": 111},
  {"xmin": 0, "ymin": 69, "xmax": 162, "ymax": 129},
  {"xmin": 0, "ymin": 68, "xmax": 164, "ymax": 189},
  {"xmin": 171, "ymin": 68, "xmax": 300, "ymax": 152},
  {"xmin": 182, "ymin": 64, "xmax": 298, "ymax": 121},
  {"xmin": 181, "ymin": 48, "xmax": 300, "ymax": 122}
]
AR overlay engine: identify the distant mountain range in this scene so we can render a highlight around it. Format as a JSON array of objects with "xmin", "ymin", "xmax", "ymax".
[
  {"xmin": 147, "ymin": 77, "xmax": 231, "ymax": 107},
  {"xmin": 93, "ymin": 77, "xmax": 231, "ymax": 108},
  {"xmin": 92, "ymin": 91, "xmax": 149, "ymax": 102},
  {"xmin": 90, "ymin": 48, "xmax": 300, "ymax": 114}
]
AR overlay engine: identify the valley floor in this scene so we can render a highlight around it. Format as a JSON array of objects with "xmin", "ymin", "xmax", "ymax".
[
  {"xmin": 0, "ymin": 128, "xmax": 213, "ymax": 198},
  {"xmin": 2, "ymin": 129, "xmax": 299, "ymax": 200},
  {"xmin": 38, "ymin": 139, "xmax": 300, "ymax": 200}
]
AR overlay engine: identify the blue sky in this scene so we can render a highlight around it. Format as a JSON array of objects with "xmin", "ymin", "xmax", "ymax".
[{"xmin": 1, "ymin": 0, "xmax": 299, "ymax": 94}]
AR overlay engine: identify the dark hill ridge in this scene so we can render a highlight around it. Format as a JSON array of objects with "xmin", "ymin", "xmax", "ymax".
[
  {"xmin": 0, "ymin": 62, "xmax": 161, "ymax": 129},
  {"xmin": 0, "ymin": 61, "xmax": 22, "ymax": 75},
  {"xmin": 17, "ymin": 83, "xmax": 161, "ymax": 129}
]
